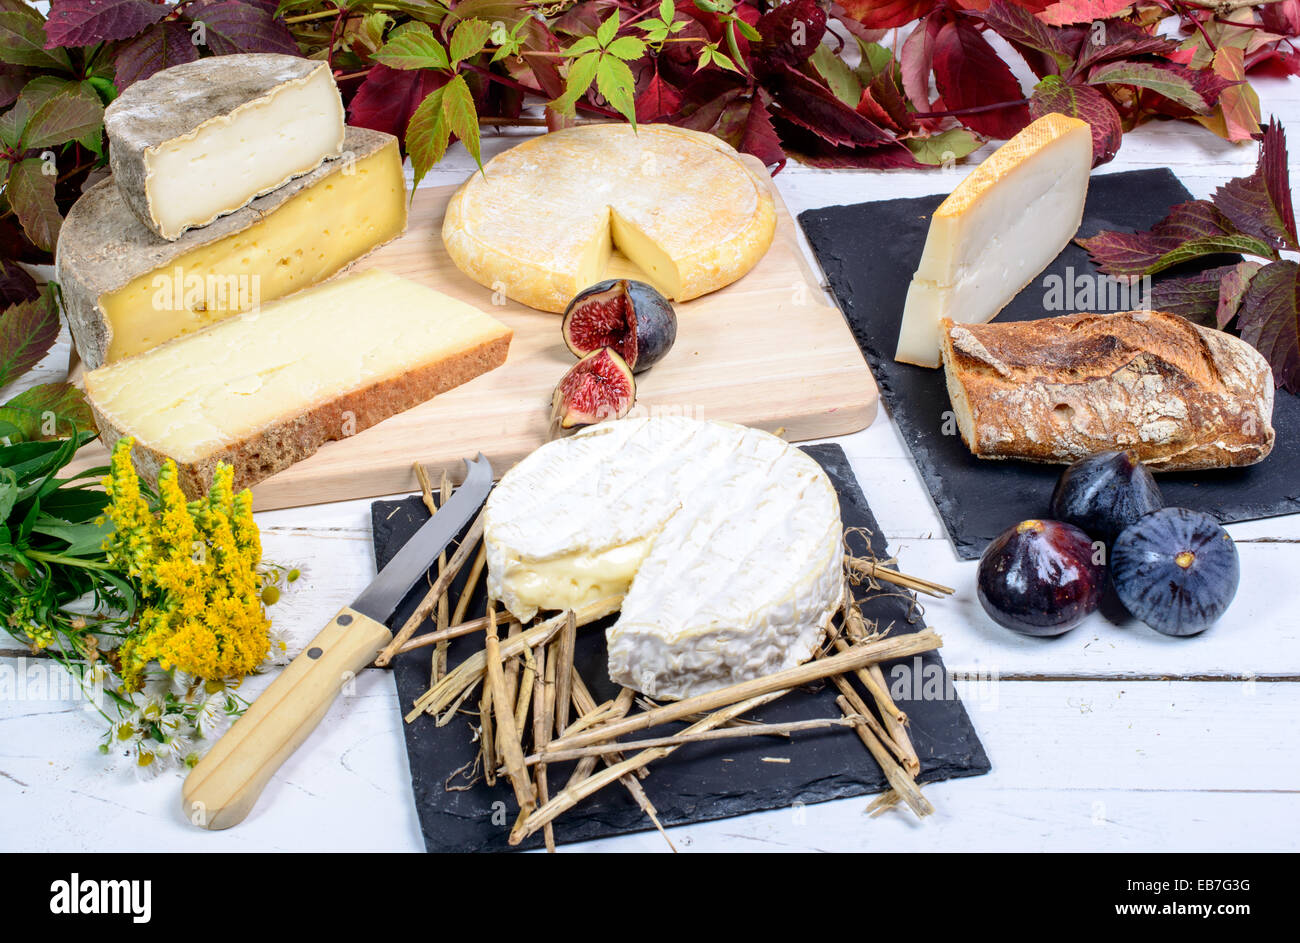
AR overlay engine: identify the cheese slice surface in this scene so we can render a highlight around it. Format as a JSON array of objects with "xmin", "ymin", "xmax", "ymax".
[
  {"xmin": 86, "ymin": 270, "xmax": 512, "ymax": 494},
  {"xmin": 895, "ymin": 113, "xmax": 1093, "ymax": 368},
  {"xmin": 443, "ymin": 124, "xmax": 776, "ymax": 312},
  {"xmin": 57, "ymin": 127, "xmax": 406, "ymax": 370},
  {"xmin": 105, "ymin": 55, "xmax": 346, "ymax": 240},
  {"xmin": 485, "ymin": 417, "xmax": 843, "ymax": 700}
]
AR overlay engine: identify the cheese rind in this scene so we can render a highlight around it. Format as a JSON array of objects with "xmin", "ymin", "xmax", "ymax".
[
  {"xmin": 895, "ymin": 113, "xmax": 1093, "ymax": 368},
  {"xmin": 443, "ymin": 124, "xmax": 776, "ymax": 312},
  {"xmin": 485, "ymin": 417, "xmax": 843, "ymax": 700},
  {"xmin": 57, "ymin": 127, "xmax": 406, "ymax": 370},
  {"xmin": 86, "ymin": 270, "xmax": 513, "ymax": 495},
  {"xmin": 105, "ymin": 55, "xmax": 346, "ymax": 240}
]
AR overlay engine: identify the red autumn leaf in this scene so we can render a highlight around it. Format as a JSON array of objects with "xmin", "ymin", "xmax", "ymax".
[
  {"xmin": 634, "ymin": 70, "xmax": 683, "ymax": 123},
  {"xmin": 0, "ymin": 257, "xmax": 39, "ymax": 308},
  {"xmin": 754, "ymin": 0, "xmax": 827, "ymax": 68},
  {"xmin": 932, "ymin": 16, "xmax": 1030, "ymax": 139},
  {"xmin": 1260, "ymin": 0, "xmax": 1300, "ymax": 36},
  {"xmin": 1037, "ymin": 0, "xmax": 1136, "ymax": 28},
  {"xmin": 857, "ymin": 69, "xmax": 916, "ymax": 132},
  {"xmin": 1078, "ymin": 200, "xmax": 1278, "ymax": 277},
  {"xmin": 112, "ymin": 21, "xmax": 200, "ymax": 88},
  {"xmin": 763, "ymin": 58, "xmax": 893, "ymax": 148},
  {"xmin": 777, "ymin": 119, "xmax": 922, "ymax": 168},
  {"xmin": 838, "ymin": 0, "xmax": 940, "ymax": 30},
  {"xmin": 183, "ymin": 0, "xmax": 300, "ymax": 56},
  {"xmin": 1236, "ymin": 260, "xmax": 1300, "ymax": 392},
  {"xmin": 672, "ymin": 71, "xmax": 747, "ymax": 134},
  {"xmin": 1029, "ymin": 75, "xmax": 1121, "ymax": 164},
  {"xmin": 1075, "ymin": 18, "xmax": 1180, "ymax": 68},
  {"xmin": 1217, "ymin": 260, "xmax": 1265, "ymax": 329},
  {"xmin": 1213, "ymin": 117, "xmax": 1298, "ymax": 252},
  {"xmin": 0, "ymin": 288, "xmax": 60, "ymax": 387},
  {"xmin": 716, "ymin": 90, "xmax": 786, "ymax": 171},
  {"xmin": 0, "ymin": 63, "xmax": 28, "ymax": 108},
  {"xmin": 348, "ymin": 63, "xmax": 448, "ymax": 145},
  {"xmin": 979, "ymin": 0, "xmax": 1077, "ymax": 72},
  {"xmin": 899, "ymin": 11, "xmax": 943, "ymax": 113},
  {"xmin": 44, "ymin": 0, "xmax": 166, "ymax": 48}
]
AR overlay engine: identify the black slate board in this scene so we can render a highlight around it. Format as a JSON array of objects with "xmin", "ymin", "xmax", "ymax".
[
  {"xmin": 798, "ymin": 169, "xmax": 1300, "ymax": 560},
  {"xmin": 371, "ymin": 444, "xmax": 991, "ymax": 852}
]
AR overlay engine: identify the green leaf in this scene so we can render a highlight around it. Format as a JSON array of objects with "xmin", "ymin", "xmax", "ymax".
[
  {"xmin": 1087, "ymin": 61, "xmax": 1214, "ymax": 114},
  {"xmin": 31, "ymin": 518, "xmax": 114, "ymax": 557},
  {"xmin": 449, "ymin": 17, "xmax": 493, "ymax": 66},
  {"xmin": 22, "ymin": 80, "xmax": 105, "ymax": 150},
  {"xmin": 405, "ymin": 85, "xmax": 449, "ymax": 189},
  {"xmin": 0, "ymin": 466, "xmax": 16, "ymax": 521},
  {"xmin": 903, "ymin": 128, "xmax": 984, "ymax": 166},
  {"xmin": 0, "ymin": 10, "xmax": 71, "ymax": 70},
  {"xmin": 596, "ymin": 10, "xmax": 620, "ymax": 47},
  {"xmin": 733, "ymin": 18, "xmax": 760, "ymax": 42},
  {"xmin": 5, "ymin": 158, "xmax": 61, "ymax": 253},
  {"xmin": 1, "ymin": 75, "xmax": 67, "ymax": 147},
  {"xmin": 440, "ymin": 73, "xmax": 481, "ymax": 169},
  {"xmin": 0, "ymin": 383, "xmax": 93, "ymax": 442},
  {"xmin": 595, "ymin": 54, "xmax": 637, "ymax": 126},
  {"xmin": 809, "ymin": 44, "xmax": 861, "ymax": 107},
  {"xmin": 374, "ymin": 21, "xmax": 449, "ymax": 70},
  {"xmin": 549, "ymin": 50, "xmax": 600, "ymax": 117},
  {"xmin": 710, "ymin": 47, "xmax": 740, "ymax": 73},
  {"xmin": 564, "ymin": 35, "xmax": 601, "ymax": 57},
  {"xmin": 605, "ymin": 35, "xmax": 645, "ymax": 62},
  {"xmin": 659, "ymin": 0, "xmax": 675, "ymax": 22},
  {"xmin": 855, "ymin": 41, "xmax": 895, "ymax": 85}
]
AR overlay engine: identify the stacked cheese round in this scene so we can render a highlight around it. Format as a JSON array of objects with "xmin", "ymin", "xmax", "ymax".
[
  {"xmin": 484, "ymin": 417, "xmax": 844, "ymax": 700},
  {"xmin": 442, "ymin": 123, "xmax": 777, "ymax": 313}
]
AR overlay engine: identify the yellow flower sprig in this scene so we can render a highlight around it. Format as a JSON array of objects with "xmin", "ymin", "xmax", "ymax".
[{"xmin": 102, "ymin": 439, "xmax": 270, "ymax": 689}]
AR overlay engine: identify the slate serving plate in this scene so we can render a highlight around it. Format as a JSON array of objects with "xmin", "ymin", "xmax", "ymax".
[
  {"xmin": 371, "ymin": 443, "xmax": 991, "ymax": 853},
  {"xmin": 799, "ymin": 168, "xmax": 1300, "ymax": 560}
]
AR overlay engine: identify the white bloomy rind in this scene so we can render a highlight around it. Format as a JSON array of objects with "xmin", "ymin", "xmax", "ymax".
[
  {"xmin": 895, "ymin": 113, "xmax": 1093, "ymax": 369},
  {"xmin": 104, "ymin": 54, "xmax": 345, "ymax": 241},
  {"xmin": 485, "ymin": 417, "xmax": 845, "ymax": 701}
]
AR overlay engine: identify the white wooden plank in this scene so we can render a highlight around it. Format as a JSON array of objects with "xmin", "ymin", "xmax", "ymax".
[{"xmin": 3, "ymin": 678, "xmax": 1293, "ymax": 851}]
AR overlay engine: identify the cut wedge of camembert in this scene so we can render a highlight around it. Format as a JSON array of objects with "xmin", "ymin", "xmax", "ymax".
[
  {"xmin": 895, "ymin": 113, "xmax": 1093, "ymax": 368},
  {"xmin": 485, "ymin": 417, "xmax": 844, "ymax": 700},
  {"xmin": 442, "ymin": 124, "xmax": 776, "ymax": 313}
]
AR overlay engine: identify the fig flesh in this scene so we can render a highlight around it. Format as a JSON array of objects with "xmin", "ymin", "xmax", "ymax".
[
  {"xmin": 551, "ymin": 348, "xmax": 636, "ymax": 429},
  {"xmin": 1050, "ymin": 450, "xmax": 1164, "ymax": 547},
  {"xmin": 1110, "ymin": 507, "xmax": 1239, "ymax": 637},
  {"xmin": 977, "ymin": 519, "xmax": 1105, "ymax": 637},
  {"xmin": 562, "ymin": 279, "xmax": 677, "ymax": 373}
]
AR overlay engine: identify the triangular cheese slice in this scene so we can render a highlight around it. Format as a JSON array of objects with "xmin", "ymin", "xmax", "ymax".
[{"xmin": 895, "ymin": 113, "xmax": 1093, "ymax": 368}]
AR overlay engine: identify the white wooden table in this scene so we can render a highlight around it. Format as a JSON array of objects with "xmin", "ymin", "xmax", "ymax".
[{"xmin": 4, "ymin": 75, "xmax": 1299, "ymax": 854}]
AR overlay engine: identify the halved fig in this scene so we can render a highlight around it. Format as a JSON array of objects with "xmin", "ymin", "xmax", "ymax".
[
  {"xmin": 551, "ymin": 348, "xmax": 636, "ymax": 429},
  {"xmin": 562, "ymin": 279, "xmax": 677, "ymax": 373}
]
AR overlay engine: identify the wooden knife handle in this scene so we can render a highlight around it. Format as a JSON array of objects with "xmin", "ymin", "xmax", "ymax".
[{"xmin": 181, "ymin": 606, "xmax": 392, "ymax": 830}]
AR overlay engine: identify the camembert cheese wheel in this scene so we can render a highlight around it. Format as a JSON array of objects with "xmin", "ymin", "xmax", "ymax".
[
  {"xmin": 484, "ymin": 417, "xmax": 844, "ymax": 700},
  {"xmin": 442, "ymin": 124, "xmax": 777, "ymax": 312}
]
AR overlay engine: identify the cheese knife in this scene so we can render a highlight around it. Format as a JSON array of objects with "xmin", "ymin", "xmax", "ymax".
[{"xmin": 182, "ymin": 453, "xmax": 493, "ymax": 830}]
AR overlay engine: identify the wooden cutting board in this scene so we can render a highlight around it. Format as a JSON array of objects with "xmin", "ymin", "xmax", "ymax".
[{"xmin": 69, "ymin": 159, "xmax": 878, "ymax": 510}]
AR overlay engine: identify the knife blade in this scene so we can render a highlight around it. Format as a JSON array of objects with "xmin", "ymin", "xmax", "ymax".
[{"xmin": 182, "ymin": 454, "xmax": 493, "ymax": 830}]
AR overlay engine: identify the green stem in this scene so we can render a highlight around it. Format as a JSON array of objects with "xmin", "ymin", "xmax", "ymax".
[{"xmin": 25, "ymin": 550, "xmax": 114, "ymax": 572}]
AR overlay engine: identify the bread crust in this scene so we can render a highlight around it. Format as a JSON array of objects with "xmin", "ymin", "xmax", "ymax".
[
  {"xmin": 91, "ymin": 333, "xmax": 512, "ymax": 496},
  {"xmin": 939, "ymin": 310, "xmax": 1276, "ymax": 471}
]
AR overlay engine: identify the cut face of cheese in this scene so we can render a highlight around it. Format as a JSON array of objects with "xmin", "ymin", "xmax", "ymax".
[
  {"xmin": 56, "ymin": 127, "xmax": 406, "ymax": 370},
  {"xmin": 485, "ymin": 417, "xmax": 844, "ymax": 700},
  {"xmin": 895, "ymin": 113, "xmax": 1093, "ymax": 368},
  {"xmin": 105, "ymin": 55, "xmax": 346, "ymax": 240},
  {"xmin": 86, "ymin": 270, "xmax": 512, "ymax": 495},
  {"xmin": 442, "ymin": 124, "xmax": 776, "ymax": 312}
]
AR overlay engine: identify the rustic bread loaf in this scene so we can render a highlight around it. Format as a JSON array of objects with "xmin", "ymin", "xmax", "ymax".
[{"xmin": 939, "ymin": 310, "xmax": 1275, "ymax": 471}]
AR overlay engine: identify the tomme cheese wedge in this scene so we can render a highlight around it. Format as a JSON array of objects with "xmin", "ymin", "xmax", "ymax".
[
  {"xmin": 484, "ymin": 417, "xmax": 844, "ymax": 700},
  {"xmin": 57, "ymin": 127, "xmax": 406, "ymax": 370},
  {"xmin": 442, "ymin": 124, "xmax": 776, "ymax": 312},
  {"xmin": 85, "ymin": 270, "xmax": 512, "ymax": 495},
  {"xmin": 894, "ymin": 113, "xmax": 1093, "ymax": 368},
  {"xmin": 104, "ymin": 55, "xmax": 346, "ymax": 240}
]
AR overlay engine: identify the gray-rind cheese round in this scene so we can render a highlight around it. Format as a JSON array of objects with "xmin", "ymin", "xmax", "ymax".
[{"xmin": 484, "ymin": 417, "xmax": 845, "ymax": 700}]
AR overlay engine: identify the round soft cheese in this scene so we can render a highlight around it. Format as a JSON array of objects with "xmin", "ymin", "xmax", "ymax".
[
  {"xmin": 442, "ymin": 124, "xmax": 777, "ymax": 313},
  {"xmin": 484, "ymin": 416, "xmax": 844, "ymax": 700}
]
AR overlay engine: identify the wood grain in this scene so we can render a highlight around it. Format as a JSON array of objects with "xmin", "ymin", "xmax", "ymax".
[{"xmin": 66, "ymin": 159, "xmax": 877, "ymax": 510}]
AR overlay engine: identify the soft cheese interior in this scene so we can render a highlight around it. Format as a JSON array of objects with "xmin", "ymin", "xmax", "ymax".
[
  {"xmin": 144, "ymin": 65, "xmax": 345, "ymax": 239},
  {"xmin": 85, "ymin": 270, "xmax": 510, "ymax": 464},
  {"xmin": 485, "ymin": 417, "xmax": 844, "ymax": 700},
  {"xmin": 895, "ymin": 114, "xmax": 1092, "ymax": 368},
  {"xmin": 99, "ymin": 139, "xmax": 406, "ymax": 363}
]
